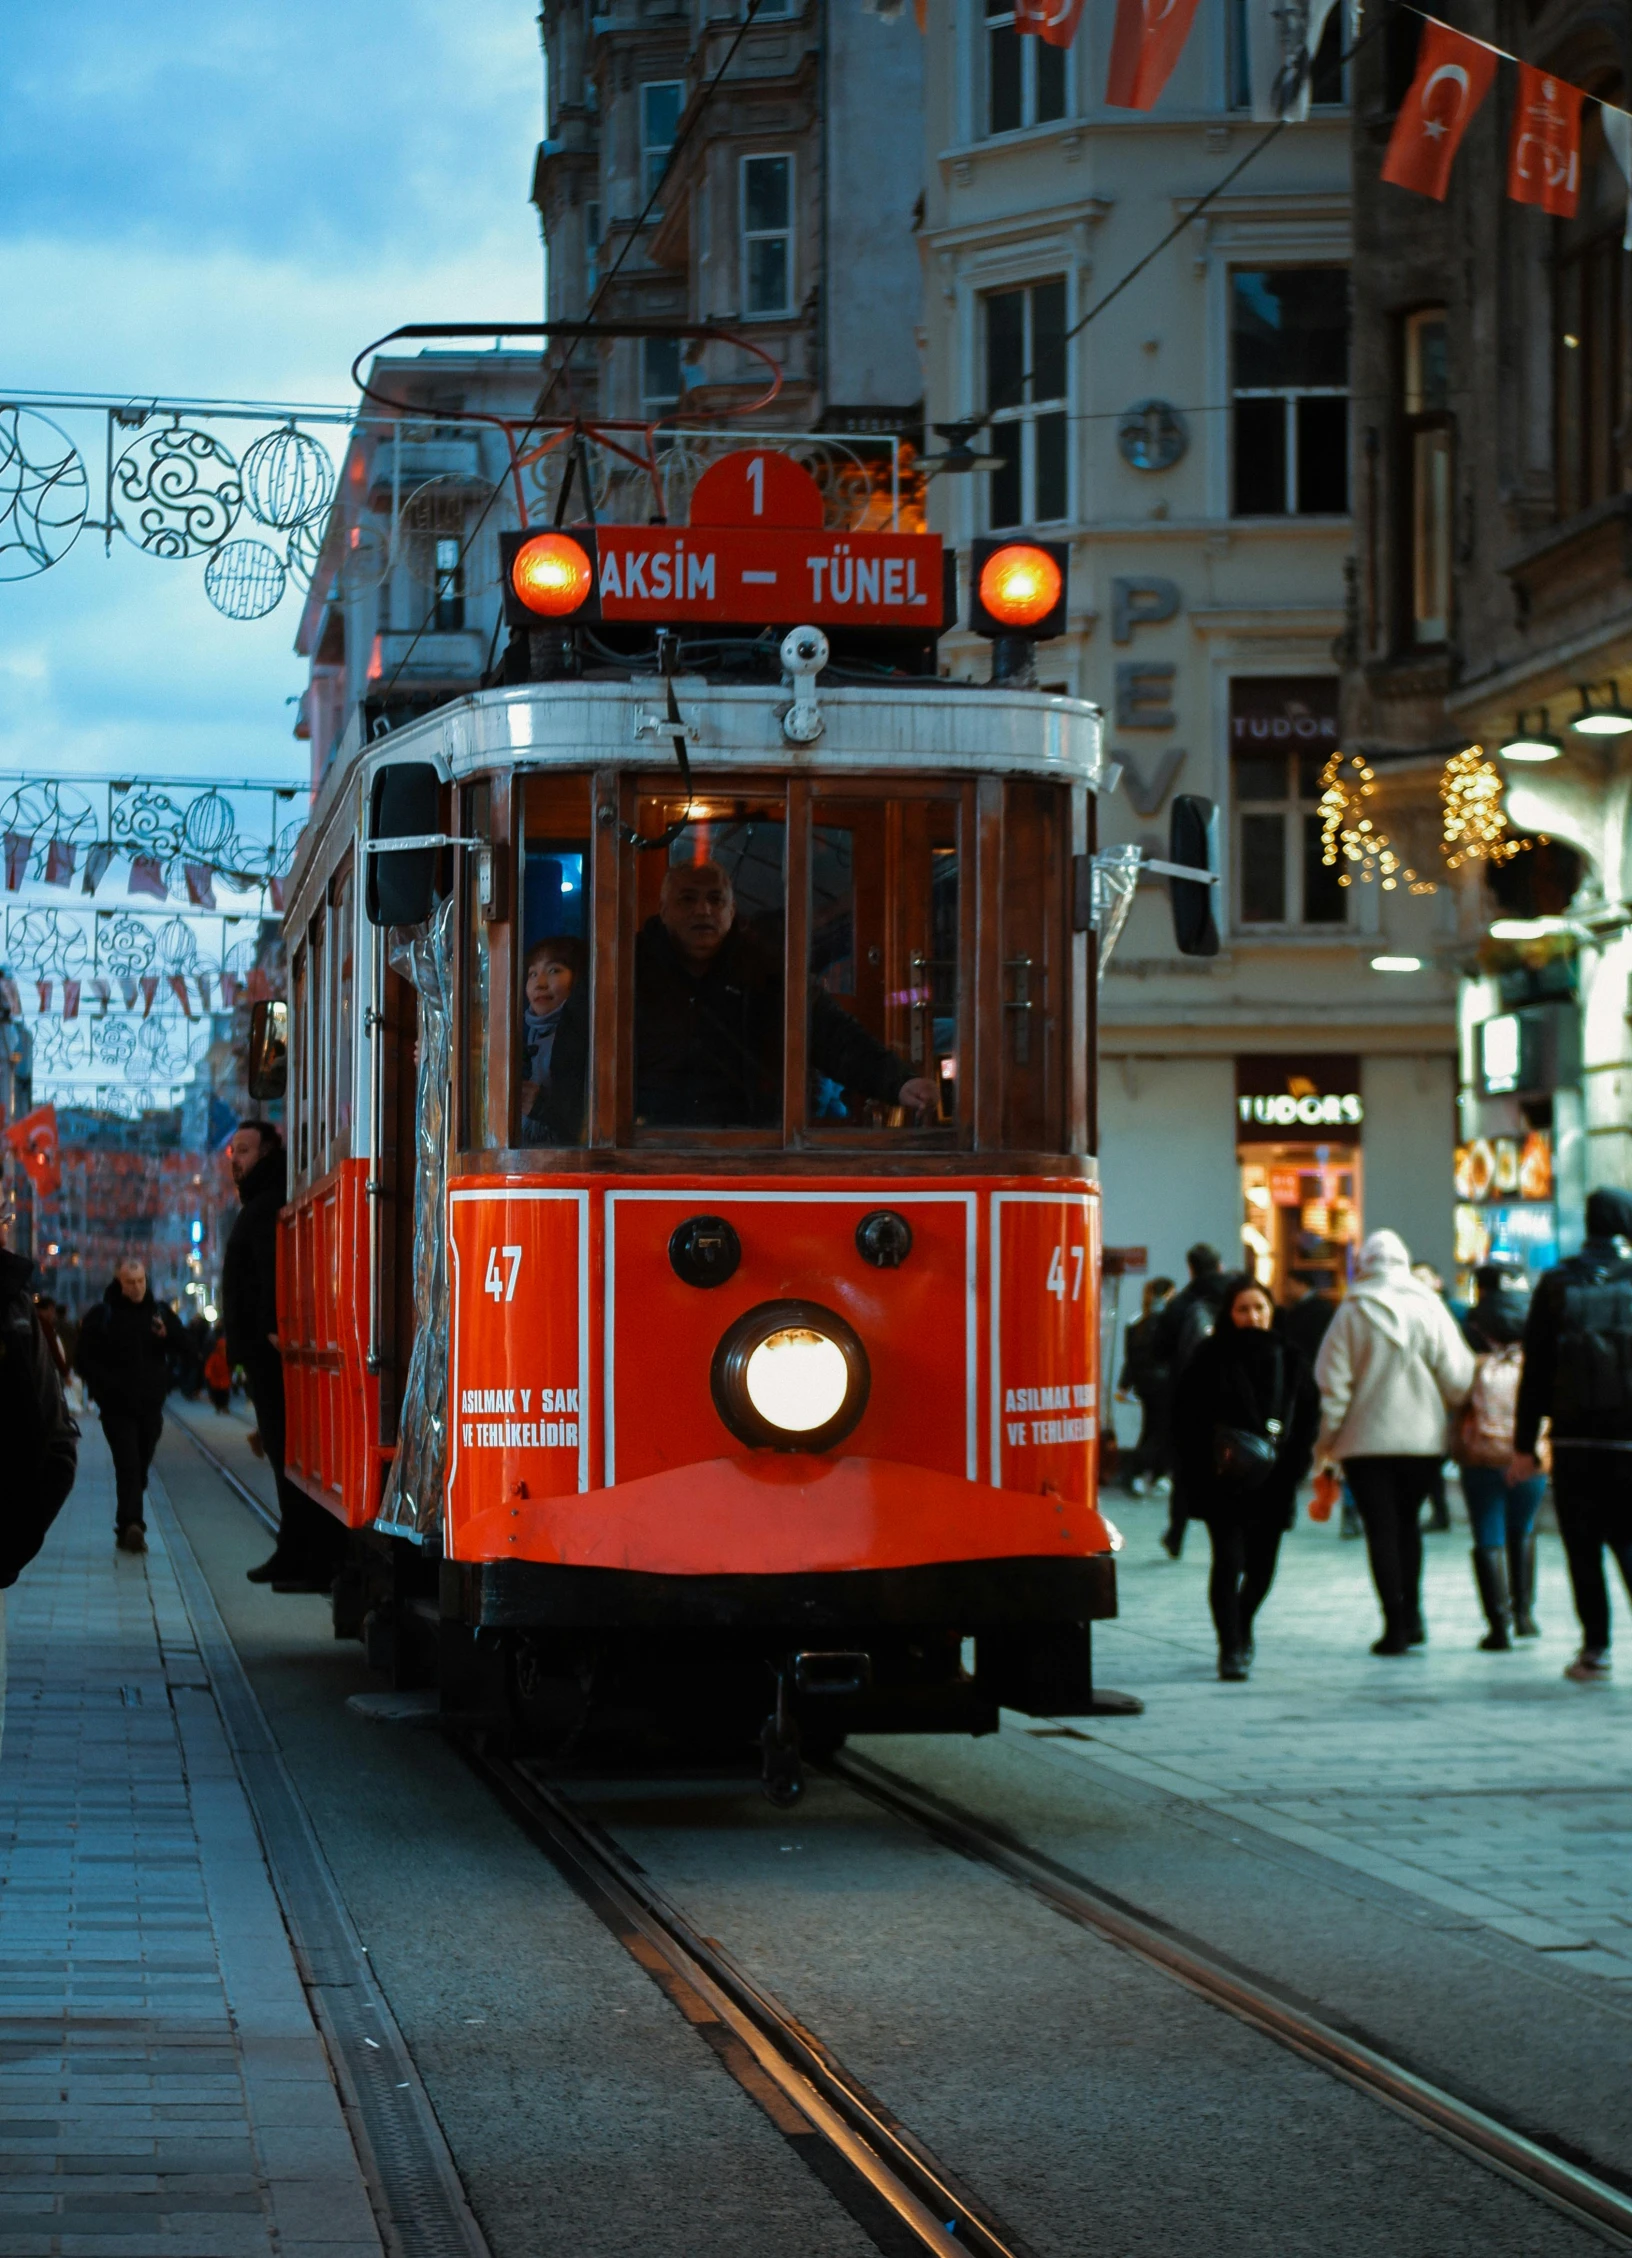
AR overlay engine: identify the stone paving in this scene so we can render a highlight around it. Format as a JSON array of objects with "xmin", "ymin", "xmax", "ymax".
[
  {"xmin": 1070, "ymin": 1482, "xmax": 1632, "ymax": 1985},
  {"xmin": 0, "ymin": 1421, "xmax": 383, "ymax": 2258}
]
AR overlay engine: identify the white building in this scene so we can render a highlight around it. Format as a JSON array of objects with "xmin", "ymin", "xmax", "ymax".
[{"xmin": 920, "ymin": 0, "xmax": 1465, "ymax": 1296}]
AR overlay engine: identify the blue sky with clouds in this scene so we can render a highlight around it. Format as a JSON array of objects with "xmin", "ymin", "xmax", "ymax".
[{"xmin": 0, "ymin": 1, "xmax": 543, "ymax": 788}]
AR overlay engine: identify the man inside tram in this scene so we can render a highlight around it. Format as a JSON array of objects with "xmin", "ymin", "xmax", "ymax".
[{"xmin": 527, "ymin": 857, "xmax": 937, "ymax": 1137}]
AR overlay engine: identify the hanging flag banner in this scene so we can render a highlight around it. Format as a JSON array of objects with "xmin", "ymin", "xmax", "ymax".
[
  {"xmin": 128, "ymin": 855, "xmax": 167, "ymax": 901},
  {"xmin": 3, "ymin": 833, "xmax": 32, "ymax": 892},
  {"xmin": 1603, "ymin": 104, "xmax": 1632, "ymax": 247},
  {"xmin": 184, "ymin": 862, "xmax": 216, "ymax": 909},
  {"xmin": 1015, "ymin": 0, "xmax": 1085, "ymax": 47},
  {"xmin": 1508, "ymin": 63, "xmax": 1584, "ymax": 216},
  {"xmin": 1105, "ymin": 0, "xmax": 1205, "ymax": 108},
  {"xmin": 35, "ymin": 981, "xmax": 51, "ymax": 1015},
  {"xmin": 62, "ymin": 980, "xmax": 80, "ymax": 1020},
  {"xmin": 139, "ymin": 974, "xmax": 159, "ymax": 1016},
  {"xmin": 168, "ymin": 975, "xmax": 195, "ymax": 1019},
  {"xmin": 82, "ymin": 843, "xmax": 116, "ymax": 894},
  {"xmin": 1380, "ymin": 18, "xmax": 1498, "ymax": 199},
  {"xmin": 5, "ymin": 1104, "xmax": 61, "ymax": 1200},
  {"xmin": 1246, "ymin": 0, "xmax": 1340, "ymax": 121},
  {"xmin": 44, "ymin": 839, "xmax": 75, "ymax": 888}
]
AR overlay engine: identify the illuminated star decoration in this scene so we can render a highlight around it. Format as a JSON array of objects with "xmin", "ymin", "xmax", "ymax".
[
  {"xmin": 1319, "ymin": 752, "xmax": 1438, "ymax": 893},
  {"xmin": 1440, "ymin": 744, "xmax": 1538, "ymax": 869}
]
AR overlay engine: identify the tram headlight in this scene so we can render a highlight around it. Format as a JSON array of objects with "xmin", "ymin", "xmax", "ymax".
[
  {"xmin": 711, "ymin": 1300, "xmax": 870, "ymax": 1453},
  {"xmin": 506, "ymin": 531, "xmax": 595, "ymax": 619}
]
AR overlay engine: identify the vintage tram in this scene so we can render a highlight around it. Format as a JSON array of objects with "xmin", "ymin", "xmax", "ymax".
[{"xmin": 258, "ymin": 441, "xmax": 1210, "ymax": 1795}]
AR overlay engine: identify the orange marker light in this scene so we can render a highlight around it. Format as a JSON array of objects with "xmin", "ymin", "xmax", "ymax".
[
  {"xmin": 977, "ymin": 543, "xmax": 1063, "ymax": 630},
  {"xmin": 510, "ymin": 532, "xmax": 594, "ymax": 617}
]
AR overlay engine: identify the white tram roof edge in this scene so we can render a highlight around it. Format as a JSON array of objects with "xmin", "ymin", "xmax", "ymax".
[{"xmin": 291, "ymin": 678, "xmax": 1107, "ymax": 912}]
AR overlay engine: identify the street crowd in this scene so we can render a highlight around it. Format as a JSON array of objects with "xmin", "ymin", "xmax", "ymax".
[
  {"xmin": 1117, "ymin": 1193, "xmax": 1632, "ymax": 1685},
  {"xmin": 1, "ymin": 1116, "xmax": 340, "ymax": 1622}
]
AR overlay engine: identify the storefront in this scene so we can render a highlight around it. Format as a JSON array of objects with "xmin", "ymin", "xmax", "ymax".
[
  {"xmin": 1454, "ymin": 978, "xmax": 1580, "ymax": 1289},
  {"xmin": 1236, "ymin": 1055, "xmax": 1364, "ymax": 1301}
]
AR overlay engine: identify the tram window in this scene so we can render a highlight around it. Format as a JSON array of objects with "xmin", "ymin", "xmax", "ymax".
[
  {"xmin": 631, "ymin": 795, "xmax": 787, "ymax": 1135},
  {"xmin": 519, "ymin": 773, "xmax": 592, "ymax": 1149},
  {"xmin": 1002, "ymin": 780, "xmax": 1069, "ymax": 1154},
  {"xmin": 808, "ymin": 797, "xmax": 959, "ymax": 1133},
  {"xmin": 291, "ymin": 943, "xmax": 310, "ymax": 1180},
  {"xmin": 309, "ymin": 912, "xmax": 326, "ymax": 1175},
  {"xmin": 461, "ymin": 780, "xmax": 494, "ymax": 1151},
  {"xmin": 330, "ymin": 861, "xmax": 354, "ymax": 1156}
]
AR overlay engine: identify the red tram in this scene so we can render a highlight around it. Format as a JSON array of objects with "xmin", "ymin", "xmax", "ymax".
[{"xmin": 256, "ymin": 443, "xmax": 1208, "ymax": 1794}]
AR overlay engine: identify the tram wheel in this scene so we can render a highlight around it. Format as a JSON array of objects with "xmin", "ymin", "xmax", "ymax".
[{"xmin": 507, "ymin": 1637, "xmax": 594, "ymax": 1756}]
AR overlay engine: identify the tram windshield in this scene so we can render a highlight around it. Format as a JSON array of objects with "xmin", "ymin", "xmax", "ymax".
[{"xmin": 496, "ymin": 768, "xmax": 1061, "ymax": 1155}]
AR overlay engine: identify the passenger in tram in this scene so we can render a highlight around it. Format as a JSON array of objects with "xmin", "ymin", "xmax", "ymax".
[
  {"xmin": 528, "ymin": 858, "xmax": 938, "ymax": 1139},
  {"xmin": 518, "ymin": 935, "xmax": 583, "ymax": 1144}
]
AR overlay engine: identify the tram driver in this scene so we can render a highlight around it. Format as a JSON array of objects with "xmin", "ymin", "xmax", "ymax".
[{"xmin": 525, "ymin": 858, "xmax": 937, "ymax": 1139}]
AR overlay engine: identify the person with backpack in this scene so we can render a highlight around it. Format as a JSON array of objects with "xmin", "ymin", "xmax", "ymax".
[
  {"xmin": 1314, "ymin": 1229, "xmax": 1475, "ymax": 1655},
  {"xmin": 1151, "ymin": 1243, "xmax": 1231, "ymax": 1557},
  {"xmin": 0, "ymin": 1242, "xmax": 78, "ymax": 1593},
  {"xmin": 1173, "ymin": 1272, "xmax": 1320, "ymax": 1680},
  {"xmin": 1510, "ymin": 1188, "xmax": 1632, "ymax": 1683},
  {"xmin": 1454, "ymin": 1265, "xmax": 1540, "ymax": 1649}
]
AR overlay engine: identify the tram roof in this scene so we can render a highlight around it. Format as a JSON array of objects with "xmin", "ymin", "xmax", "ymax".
[{"xmin": 294, "ymin": 676, "xmax": 1108, "ymax": 903}]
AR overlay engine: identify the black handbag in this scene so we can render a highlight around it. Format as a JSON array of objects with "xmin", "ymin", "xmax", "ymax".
[{"xmin": 1211, "ymin": 1351, "xmax": 1284, "ymax": 1490}]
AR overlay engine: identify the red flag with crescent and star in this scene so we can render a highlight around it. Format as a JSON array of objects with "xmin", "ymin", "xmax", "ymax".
[
  {"xmin": 1508, "ymin": 62, "xmax": 1584, "ymax": 218},
  {"xmin": 1015, "ymin": 0, "xmax": 1085, "ymax": 51},
  {"xmin": 1380, "ymin": 19, "xmax": 1498, "ymax": 201},
  {"xmin": 1105, "ymin": 0, "xmax": 1204, "ymax": 108},
  {"xmin": 4, "ymin": 1104, "xmax": 61, "ymax": 1200}
]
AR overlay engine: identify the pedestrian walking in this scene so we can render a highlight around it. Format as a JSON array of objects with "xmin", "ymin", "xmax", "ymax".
[
  {"xmin": 1116, "ymin": 1275, "xmax": 1175, "ymax": 1494},
  {"xmin": 1314, "ymin": 1229, "xmax": 1475, "ymax": 1655},
  {"xmin": 202, "ymin": 1332, "xmax": 233, "ymax": 1413},
  {"xmin": 1151, "ymin": 1243, "xmax": 1231, "ymax": 1558},
  {"xmin": 222, "ymin": 1119, "xmax": 339, "ymax": 1591},
  {"xmin": 0, "ymin": 1243, "xmax": 78, "ymax": 1587},
  {"xmin": 1510, "ymin": 1188, "xmax": 1632, "ymax": 1684},
  {"xmin": 1411, "ymin": 1263, "xmax": 1457, "ymax": 1531},
  {"xmin": 1279, "ymin": 1272, "xmax": 1338, "ymax": 1369},
  {"xmin": 74, "ymin": 1257, "xmax": 184, "ymax": 1554},
  {"xmin": 1174, "ymin": 1273, "xmax": 1320, "ymax": 1681},
  {"xmin": 1454, "ymin": 1265, "xmax": 1541, "ymax": 1648}
]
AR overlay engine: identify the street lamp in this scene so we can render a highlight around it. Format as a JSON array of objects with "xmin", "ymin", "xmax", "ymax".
[
  {"xmin": 1498, "ymin": 708, "xmax": 1563, "ymax": 761},
  {"xmin": 1371, "ymin": 955, "xmax": 1423, "ymax": 972},
  {"xmin": 1569, "ymin": 681, "xmax": 1632, "ymax": 737}
]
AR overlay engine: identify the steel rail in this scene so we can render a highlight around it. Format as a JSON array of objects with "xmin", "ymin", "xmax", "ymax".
[
  {"xmin": 173, "ymin": 1409, "xmax": 278, "ymax": 1533},
  {"xmin": 835, "ymin": 1750, "xmax": 1632, "ymax": 2253},
  {"xmin": 464, "ymin": 1745, "xmax": 1035, "ymax": 2258}
]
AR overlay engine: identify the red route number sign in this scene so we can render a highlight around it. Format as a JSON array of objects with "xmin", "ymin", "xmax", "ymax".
[
  {"xmin": 446, "ymin": 1188, "xmax": 590, "ymax": 1527},
  {"xmin": 992, "ymin": 1191, "xmax": 1099, "ymax": 1502}
]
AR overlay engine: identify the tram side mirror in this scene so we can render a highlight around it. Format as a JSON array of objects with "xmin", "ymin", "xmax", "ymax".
[
  {"xmin": 365, "ymin": 762, "xmax": 441, "ymax": 927},
  {"xmin": 246, "ymin": 999, "xmax": 288, "ymax": 1101},
  {"xmin": 1169, "ymin": 794, "xmax": 1220, "ymax": 959}
]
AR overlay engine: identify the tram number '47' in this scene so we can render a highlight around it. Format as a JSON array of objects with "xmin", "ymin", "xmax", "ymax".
[
  {"xmin": 1046, "ymin": 1244, "xmax": 1086, "ymax": 1302},
  {"xmin": 485, "ymin": 1245, "xmax": 523, "ymax": 1303}
]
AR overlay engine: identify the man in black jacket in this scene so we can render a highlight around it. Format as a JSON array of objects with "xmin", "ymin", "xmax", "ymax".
[
  {"xmin": 75, "ymin": 1257, "xmax": 184, "ymax": 1552},
  {"xmin": 531, "ymin": 860, "xmax": 937, "ymax": 1140},
  {"xmin": 222, "ymin": 1120, "xmax": 337, "ymax": 1591},
  {"xmin": 1150, "ymin": 1242, "xmax": 1231, "ymax": 1558},
  {"xmin": 1511, "ymin": 1187, "xmax": 1632, "ymax": 1683},
  {"xmin": 0, "ymin": 1242, "xmax": 77, "ymax": 1584}
]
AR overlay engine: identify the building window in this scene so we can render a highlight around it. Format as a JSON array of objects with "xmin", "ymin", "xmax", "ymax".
[
  {"xmin": 1401, "ymin": 307, "xmax": 1451, "ymax": 646},
  {"xmin": 1227, "ymin": 0, "xmax": 1346, "ymax": 109},
  {"xmin": 1230, "ymin": 678, "xmax": 1346, "ymax": 929},
  {"xmin": 432, "ymin": 536, "xmax": 464, "ymax": 632},
  {"xmin": 986, "ymin": 278, "xmax": 1069, "ymax": 529},
  {"xmin": 643, "ymin": 335, "xmax": 683, "ymax": 406},
  {"xmin": 746, "ymin": 0, "xmax": 795, "ymax": 16},
  {"xmin": 985, "ymin": 0, "xmax": 1066, "ymax": 134},
  {"xmin": 1556, "ymin": 125, "xmax": 1628, "ymax": 521},
  {"xmin": 741, "ymin": 154, "xmax": 793, "ymax": 316},
  {"xmin": 585, "ymin": 199, "xmax": 600, "ymax": 299},
  {"xmin": 641, "ymin": 81, "xmax": 683, "ymax": 205},
  {"xmin": 1232, "ymin": 268, "xmax": 1350, "ymax": 517}
]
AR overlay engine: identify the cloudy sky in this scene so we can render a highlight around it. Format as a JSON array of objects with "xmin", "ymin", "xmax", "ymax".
[{"xmin": 0, "ymin": 1, "xmax": 544, "ymax": 789}]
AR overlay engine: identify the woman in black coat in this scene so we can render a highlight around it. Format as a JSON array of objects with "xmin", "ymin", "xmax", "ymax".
[{"xmin": 1173, "ymin": 1272, "xmax": 1321, "ymax": 1682}]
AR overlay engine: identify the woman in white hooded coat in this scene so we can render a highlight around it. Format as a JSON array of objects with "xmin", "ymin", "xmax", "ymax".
[{"xmin": 1314, "ymin": 1230, "xmax": 1475, "ymax": 1654}]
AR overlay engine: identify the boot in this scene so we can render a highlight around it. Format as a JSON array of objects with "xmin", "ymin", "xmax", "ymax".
[
  {"xmin": 1508, "ymin": 1534, "xmax": 1539, "ymax": 1637},
  {"xmin": 1472, "ymin": 1547, "xmax": 1512, "ymax": 1650}
]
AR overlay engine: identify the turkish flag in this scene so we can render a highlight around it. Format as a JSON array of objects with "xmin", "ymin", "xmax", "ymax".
[
  {"xmin": 5, "ymin": 1105, "xmax": 61, "ymax": 1200},
  {"xmin": 1508, "ymin": 63, "xmax": 1584, "ymax": 218},
  {"xmin": 1380, "ymin": 20, "xmax": 1497, "ymax": 200},
  {"xmin": 1015, "ymin": 0, "xmax": 1085, "ymax": 49},
  {"xmin": 1105, "ymin": 0, "xmax": 1204, "ymax": 106}
]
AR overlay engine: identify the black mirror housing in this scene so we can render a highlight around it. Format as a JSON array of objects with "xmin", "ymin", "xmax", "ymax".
[
  {"xmin": 1169, "ymin": 793, "xmax": 1219, "ymax": 958},
  {"xmin": 365, "ymin": 762, "xmax": 442, "ymax": 927},
  {"xmin": 246, "ymin": 998, "xmax": 288, "ymax": 1101}
]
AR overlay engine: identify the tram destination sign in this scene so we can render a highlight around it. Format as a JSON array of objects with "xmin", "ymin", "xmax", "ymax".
[{"xmin": 501, "ymin": 524, "xmax": 947, "ymax": 631}]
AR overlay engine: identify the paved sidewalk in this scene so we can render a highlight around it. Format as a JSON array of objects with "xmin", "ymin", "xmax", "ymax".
[
  {"xmin": 1075, "ymin": 1487, "xmax": 1632, "ymax": 1984},
  {"xmin": 0, "ymin": 1422, "xmax": 383, "ymax": 2257}
]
